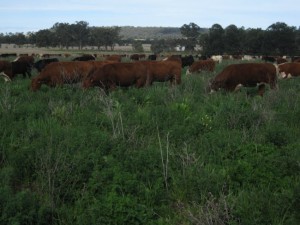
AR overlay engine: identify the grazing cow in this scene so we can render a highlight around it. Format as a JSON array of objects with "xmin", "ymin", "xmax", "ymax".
[
  {"xmin": 208, "ymin": 63, "xmax": 278, "ymax": 96},
  {"xmin": 72, "ymin": 54, "xmax": 95, "ymax": 61},
  {"xmin": 141, "ymin": 58, "xmax": 182, "ymax": 85},
  {"xmin": 0, "ymin": 60, "xmax": 32, "ymax": 79},
  {"xmin": 186, "ymin": 59, "xmax": 216, "ymax": 75},
  {"xmin": 31, "ymin": 61, "xmax": 109, "ymax": 91},
  {"xmin": 278, "ymin": 62, "xmax": 300, "ymax": 78},
  {"xmin": 82, "ymin": 62, "xmax": 148, "ymax": 92},
  {"xmin": 33, "ymin": 58, "xmax": 59, "ymax": 72}
]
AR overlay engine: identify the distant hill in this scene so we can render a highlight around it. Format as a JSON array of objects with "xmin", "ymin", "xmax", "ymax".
[{"xmin": 119, "ymin": 26, "xmax": 208, "ymax": 40}]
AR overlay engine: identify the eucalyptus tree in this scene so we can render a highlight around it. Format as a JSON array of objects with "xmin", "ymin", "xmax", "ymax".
[
  {"xmin": 35, "ymin": 29, "xmax": 55, "ymax": 47},
  {"xmin": 100, "ymin": 27, "xmax": 121, "ymax": 51},
  {"xmin": 200, "ymin": 24, "xmax": 225, "ymax": 55},
  {"xmin": 243, "ymin": 28, "xmax": 265, "ymax": 55},
  {"xmin": 264, "ymin": 22, "xmax": 297, "ymax": 55},
  {"xmin": 52, "ymin": 22, "xmax": 73, "ymax": 49},
  {"xmin": 224, "ymin": 24, "xmax": 244, "ymax": 55},
  {"xmin": 70, "ymin": 21, "xmax": 90, "ymax": 50},
  {"xmin": 180, "ymin": 22, "xmax": 201, "ymax": 51}
]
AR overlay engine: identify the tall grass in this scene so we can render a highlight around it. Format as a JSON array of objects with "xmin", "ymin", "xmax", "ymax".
[{"xmin": 0, "ymin": 60, "xmax": 299, "ymax": 225}]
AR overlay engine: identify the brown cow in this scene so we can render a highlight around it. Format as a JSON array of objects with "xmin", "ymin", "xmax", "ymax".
[
  {"xmin": 0, "ymin": 59, "xmax": 33, "ymax": 80},
  {"xmin": 186, "ymin": 59, "xmax": 216, "ymax": 75},
  {"xmin": 15, "ymin": 55, "xmax": 35, "ymax": 65},
  {"xmin": 0, "ymin": 60, "xmax": 12, "ymax": 81},
  {"xmin": 31, "ymin": 61, "xmax": 110, "ymax": 91},
  {"xmin": 208, "ymin": 63, "xmax": 278, "ymax": 96},
  {"xmin": 141, "ymin": 59, "xmax": 182, "ymax": 85},
  {"xmin": 278, "ymin": 62, "xmax": 300, "ymax": 78},
  {"xmin": 82, "ymin": 62, "xmax": 148, "ymax": 92}
]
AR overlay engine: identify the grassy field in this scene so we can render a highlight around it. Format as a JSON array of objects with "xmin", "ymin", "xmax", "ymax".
[{"xmin": 1, "ymin": 59, "xmax": 300, "ymax": 225}]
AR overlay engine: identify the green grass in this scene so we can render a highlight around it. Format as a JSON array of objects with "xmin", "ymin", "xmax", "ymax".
[{"xmin": 1, "ymin": 60, "xmax": 300, "ymax": 225}]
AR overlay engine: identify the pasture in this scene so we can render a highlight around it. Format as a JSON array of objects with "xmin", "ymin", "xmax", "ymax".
[{"xmin": 0, "ymin": 58, "xmax": 300, "ymax": 225}]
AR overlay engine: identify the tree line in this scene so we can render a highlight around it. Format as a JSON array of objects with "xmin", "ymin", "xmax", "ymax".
[{"xmin": 0, "ymin": 21, "xmax": 299, "ymax": 56}]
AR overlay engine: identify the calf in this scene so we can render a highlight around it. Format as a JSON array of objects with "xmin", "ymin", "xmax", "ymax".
[{"xmin": 208, "ymin": 63, "xmax": 278, "ymax": 96}]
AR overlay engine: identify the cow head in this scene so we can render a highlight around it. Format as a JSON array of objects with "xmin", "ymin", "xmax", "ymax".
[{"xmin": 30, "ymin": 78, "xmax": 43, "ymax": 91}]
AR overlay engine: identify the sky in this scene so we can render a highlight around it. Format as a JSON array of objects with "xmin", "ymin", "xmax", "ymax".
[{"xmin": 0, "ymin": 0, "xmax": 299, "ymax": 33}]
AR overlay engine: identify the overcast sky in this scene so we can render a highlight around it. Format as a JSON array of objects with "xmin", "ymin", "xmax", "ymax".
[{"xmin": 1, "ymin": 0, "xmax": 299, "ymax": 33}]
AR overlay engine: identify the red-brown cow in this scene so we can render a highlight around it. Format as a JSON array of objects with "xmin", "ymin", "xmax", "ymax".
[
  {"xmin": 208, "ymin": 63, "xmax": 278, "ymax": 96},
  {"xmin": 278, "ymin": 62, "xmax": 300, "ymax": 78},
  {"xmin": 0, "ymin": 60, "xmax": 12, "ymax": 81},
  {"xmin": 186, "ymin": 59, "xmax": 216, "ymax": 75},
  {"xmin": 31, "ymin": 61, "xmax": 110, "ymax": 91},
  {"xmin": 82, "ymin": 62, "xmax": 148, "ymax": 92},
  {"xmin": 0, "ymin": 59, "xmax": 33, "ymax": 80},
  {"xmin": 141, "ymin": 59, "xmax": 182, "ymax": 85}
]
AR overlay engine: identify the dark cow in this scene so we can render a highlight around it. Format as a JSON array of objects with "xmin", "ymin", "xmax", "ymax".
[
  {"xmin": 293, "ymin": 58, "xmax": 300, "ymax": 63},
  {"xmin": 34, "ymin": 58, "xmax": 59, "ymax": 72},
  {"xmin": 278, "ymin": 62, "xmax": 300, "ymax": 78},
  {"xmin": 148, "ymin": 54, "xmax": 157, "ymax": 61},
  {"xmin": 31, "ymin": 61, "xmax": 110, "ymax": 91},
  {"xmin": 262, "ymin": 56, "xmax": 276, "ymax": 63},
  {"xmin": 15, "ymin": 55, "xmax": 35, "ymax": 66},
  {"xmin": 0, "ymin": 60, "xmax": 12, "ymax": 81},
  {"xmin": 208, "ymin": 63, "xmax": 278, "ymax": 96},
  {"xmin": 186, "ymin": 59, "xmax": 216, "ymax": 75},
  {"xmin": 130, "ymin": 54, "xmax": 140, "ymax": 61},
  {"xmin": 276, "ymin": 57, "xmax": 288, "ymax": 64},
  {"xmin": 82, "ymin": 62, "xmax": 148, "ymax": 92},
  {"xmin": 181, "ymin": 55, "xmax": 194, "ymax": 68},
  {"xmin": 72, "ymin": 54, "xmax": 95, "ymax": 61},
  {"xmin": 0, "ymin": 60, "xmax": 32, "ymax": 80}
]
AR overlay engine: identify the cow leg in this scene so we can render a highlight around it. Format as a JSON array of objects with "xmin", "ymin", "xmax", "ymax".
[{"xmin": 258, "ymin": 84, "xmax": 266, "ymax": 96}]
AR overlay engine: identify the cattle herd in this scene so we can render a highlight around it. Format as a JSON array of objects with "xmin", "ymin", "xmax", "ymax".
[{"xmin": 0, "ymin": 53, "xmax": 300, "ymax": 96}]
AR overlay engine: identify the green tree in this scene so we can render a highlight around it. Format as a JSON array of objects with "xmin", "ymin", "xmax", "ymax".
[
  {"xmin": 243, "ymin": 28, "xmax": 265, "ymax": 55},
  {"xmin": 200, "ymin": 24, "xmax": 225, "ymax": 55},
  {"xmin": 35, "ymin": 29, "xmax": 55, "ymax": 47},
  {"xmin": 224, "ymin": 25, "xmax": 244, "ymax": 55},
  {"xmin": 180, "ymin": 22, "xmax": 201, "ymax": 51},
  {"xmin": 264, "ymin": 22, "xmax": 297, "ymax": 55},
  {"xmin": 52, "ymin": 22, "xmax": 73, "ymax": 49},
  {"xmin": 132, "ymin": 41, "xmax": 144, "ymax": 52},
  {"xmin": 70, "ymin": 21, "xmax": 90, "ymax": 50}
]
